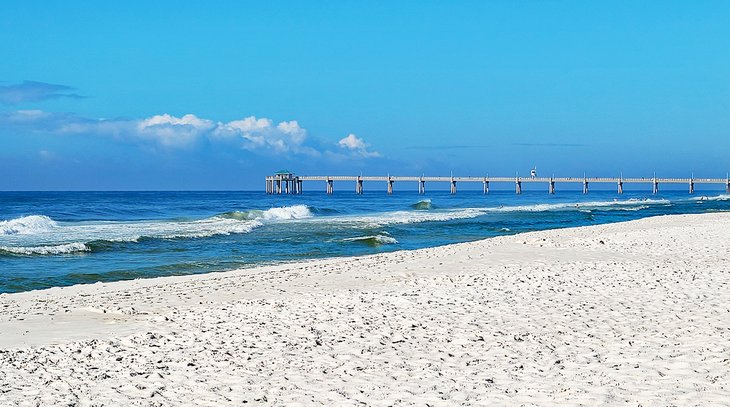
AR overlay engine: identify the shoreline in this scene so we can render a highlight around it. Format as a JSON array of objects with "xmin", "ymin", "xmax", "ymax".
[{"xmin": 2, "ymin": 212, "xmax": 729, "ymax": 404}]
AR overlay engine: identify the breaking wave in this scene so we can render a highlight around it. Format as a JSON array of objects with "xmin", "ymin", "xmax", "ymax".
[
  {"xmin": 411, "ymin": 199, "xmax": 433, "ymax": 210},
  {"xmin": 1, "ymin": 215, "xmax": 58, "ymax": 235},
  {"xmin": 323, "ymin": 198, "xmax": 668, "ymax": 228},
  {"xmin": 0, "ymin": 205, "xmax": 317, "ymax": 256},
  {"xmin": 219, "ymin": 205, "xmax": 313, "ymax": 221},
  {"xmin": 482, "ymin": 199, "xmax": 669, "ymax": 213},
  {"xmin": 342, "ymin": 234, "xmax": 399, "ymax": 246},
  {"xmin": 0, "ymin": 242, "xmax": 90, "ymax": 256},
  {"xmin": 691, "ymin": 194, "xmax": 730, "ymax": 202}
]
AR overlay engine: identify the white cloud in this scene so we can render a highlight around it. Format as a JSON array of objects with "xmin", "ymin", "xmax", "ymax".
[
  {"xmin": 0, "ymin": 110, "xmax": 380, "ymax": 160},
  {"xmin": 338, "ymin": 133, "xmax": 380, "ymax": 157},
  {"xmin": 215, "ymin": 116, "xmax": 313, "ymax": 154},
  {"xmin": 339, "ymin": 134, "xmax": 366, "ymax": 150},
  {"xmin": 137, "ymin": 114, "xmax": 214, "ymax": 147},
  {"xmin": 140, "ymin": 113, "xmax": 213, "ymax": 129}
]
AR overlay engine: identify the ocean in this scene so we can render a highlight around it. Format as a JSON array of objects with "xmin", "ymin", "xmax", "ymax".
[{"xmin": 1, "ymin": 189, "xmax": 728, "ymax": 293}]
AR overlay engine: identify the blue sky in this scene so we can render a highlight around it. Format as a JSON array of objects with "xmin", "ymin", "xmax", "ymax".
[{"xmin": 1, "ymin": 1, "xmax": 729, "ymax": 190}]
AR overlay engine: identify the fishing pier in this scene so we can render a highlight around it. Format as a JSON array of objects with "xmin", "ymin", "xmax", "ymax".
[{"xmin": 266, "ymin": 171, "xmax": 730, "ymax": 195}]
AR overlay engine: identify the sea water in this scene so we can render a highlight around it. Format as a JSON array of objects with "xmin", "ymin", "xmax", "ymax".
[{"xmin": 1, "ymin": 189, "xmax": 728, "ymax": 293}]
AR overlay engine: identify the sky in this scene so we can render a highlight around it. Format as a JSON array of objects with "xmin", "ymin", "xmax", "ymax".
[{"xmin": 1, "ymin": 1, "xmax": 729, "ymax": 190}]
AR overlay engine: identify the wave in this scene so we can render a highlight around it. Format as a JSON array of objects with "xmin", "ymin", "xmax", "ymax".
[
  {"xmin": 342, "ymin": 234, "xmax": 399, "ymax": 246},
  {"xmin": 690, "ymin": 194, "xmax": 730, "ymax": 202},
  {"xmin": 411, "ymin": 199, "xmax": 433, "ymax": 210},
  {"xmin": 315, "ymin": 198, "xmax": 671, "ymax": 228},
  {"xmin": 0, "ymin": 242, "xmax": 89, "ymax": 256},
  {"xmin": 1, "ymin": 215, "xmax": 58, "ymax": 235},
  {"xmin": 482, "ymin": 199, "xmax": 669, "ymax": 213},
  {"xmin": 0, "ymin": 214, "xmax": 263, "ymax": 256},
  {"xmin": 333, "ymin": 208, "xmax": 489, "ymax": 228},
  {"xmin": 218, "ymin": 205, "xmax": 313, "ymax": 221},
  {"xmin": 0, "ymin": 205, "xmax": 316, "ymax": 256}
]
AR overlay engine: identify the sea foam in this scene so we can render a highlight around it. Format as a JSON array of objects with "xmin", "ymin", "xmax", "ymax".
[
  {"xmin": 690, "ymin": 194, "xmax": 730, "ymax": 202},
  {"xmin": 1, "ymin": 215, "xmax": 58, "ymax": 235},
  {"xmin": 0, "ymin": 242, "xmax": 89, "ymax": 255},
  {"xmin": 219, "ymin": 205, "xmax": 313, "ymax": 221}
]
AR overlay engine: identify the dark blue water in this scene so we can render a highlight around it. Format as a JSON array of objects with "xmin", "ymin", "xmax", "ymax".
[{"xmin": 1, "ymin": 189, "xmax": 728, "ymax": 293}]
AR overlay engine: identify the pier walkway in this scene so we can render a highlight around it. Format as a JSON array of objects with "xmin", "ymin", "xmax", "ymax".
[{"xmin": 265, "ymin": 172, "xmax": 730, "ymax": 195}]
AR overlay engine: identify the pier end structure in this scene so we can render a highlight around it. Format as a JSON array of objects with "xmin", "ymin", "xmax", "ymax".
[{"xmin": 265, "ymin": 170, "xmax": 302, "ymax": 195}]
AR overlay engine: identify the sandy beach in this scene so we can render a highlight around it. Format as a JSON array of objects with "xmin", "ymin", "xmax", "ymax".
[{"xmin": 1, "ymin": 212, "xmax": 729, "ymax": 405}]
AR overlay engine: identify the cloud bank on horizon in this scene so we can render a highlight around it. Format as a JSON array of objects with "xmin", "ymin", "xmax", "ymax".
[
  {"xmin": 0, "ymin": 79, "xmax": 389, "ymax": 189},
  {"xmin": 0, "ymin": 80, "xmax": 381, "ymax": 160}
]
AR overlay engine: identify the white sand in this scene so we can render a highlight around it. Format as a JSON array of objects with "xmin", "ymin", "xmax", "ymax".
[{"xmin": 1, "ymin": 213, "xmax": 729, "ymax": 405}]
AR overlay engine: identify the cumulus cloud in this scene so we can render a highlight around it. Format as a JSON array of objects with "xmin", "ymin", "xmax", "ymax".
[
  {"xmin": 137, "ymin": 114, "xmax": 215, "ymax": 147},
  {"xmin": 0, "ymin": 81, "xmax": 84, "ymax": 105},
  {"xmin": 0, "ymin": 110, "xmax": 378, "ymax": 159},
  {"xmin": 215, "ymin": 117, "xmax": 313, "ymax": 154},
  {"xmin": 338, "ymin": 133, "xmax": 380, "ymax": 157}
]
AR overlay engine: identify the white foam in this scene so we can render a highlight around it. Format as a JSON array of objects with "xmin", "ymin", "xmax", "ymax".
[
  {"xmin": 0, "ymin": 215, "xmax": 264, "ymax": 252},
  {"xmin": 691, "ymin": 194, "xmax": 730, "ymax": 202},
  {"xmin": 334, "ymin": 208, "xmax": 488, "ymax": 228},
  {"xmin": 0, "ymin": 207, "xmax": 310, "ymax": 253},
  {"xmin": 158, "ymin": 217, "xmax": 263, "ymax": 239},
  {"xmin": 0, "ymin": 215, "xmax": 58, "ymax": 235},
  {"xmin": 483, "ymin": 199, "xmax": 668, "ymax": 213},
  {"xmin": 0, "ymin": 242, "xmax": 89, "ymax": 255},
  {"xmin": 258, "ymin": 205, "xmax": 312, "ymax": 221},
  {"xmin": 311, "ymin": 198, "xmax": 670, "ymax": 228}
]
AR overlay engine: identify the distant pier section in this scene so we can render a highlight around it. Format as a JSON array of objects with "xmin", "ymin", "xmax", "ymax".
[{"xmin": 266, "ymin": 170, "xmax": 730, "ymax": 195}]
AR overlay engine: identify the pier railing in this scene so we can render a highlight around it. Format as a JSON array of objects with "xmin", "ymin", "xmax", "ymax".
[{"xmin": 265, "ymin": 173, "xmax": 730, "ymax": 195}]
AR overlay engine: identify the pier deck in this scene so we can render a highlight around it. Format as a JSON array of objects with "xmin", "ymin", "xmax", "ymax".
[{"xmin": 265, "ymin": 172, "xmax": 730, "ymax": 195}]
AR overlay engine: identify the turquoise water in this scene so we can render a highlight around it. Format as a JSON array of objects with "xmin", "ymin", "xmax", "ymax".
[{"xmin": 1, "ymin": 189, "xmax": 728, "ymax": 293}]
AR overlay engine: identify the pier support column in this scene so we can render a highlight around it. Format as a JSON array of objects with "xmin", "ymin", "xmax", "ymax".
[
  {"xmin": 652, "ymin": 179, "xmax": 659, "ymax": 195},
  {"xmin": 549, "ymin": 178, "xmax": 555, "ymax": 194},
  {"xmin": 387, "ymin": 178, "xmax": 394, "ymax": 195},
  {"xmin": 726, "ymin": 179, "xmax": 730, "ymax": 193},
  {"xmin": 515, "ymin": 178, "xmax": 522, "ymax": 195},
  {"xmin": 419, "ymin": 179, "xmax": 426, "ymax": 195},
  {"xmin": 617, "ymin": 180, "xmax": 623, "ymax": 194},
  {"xmin": 298, "ymin": 179, "xmax": 303, "ymax": 194},
  {"xmin": 689, "ymin": 180, "xmax": 694, "ymax": 194},
  {"xmin": 326, "ymin": 178, "xmax": 333, "ymax": 195},
  {"xmin": 266, "ymin": 179, "xmax": 271, "ymax": 194},
  {"xmin": 285, "ymin": 180, "xmax": 290, "ymax": 194},
  {"xmin": 356, "ymin": 177, "xmax": 363, "ymax": 194},
  {"xmin": 483, "ymin": 179, "xmax": 489, "ymax": 194},
  {"xmin": 277, "ymin": 180, "xmax": 282, "ymax": 194},
  {"xmin": 583, "ymin": 179, "xmax": 589, "ymax": 194},
  {"xmin": 450, "ymin": 178, "xmax": 457, "ymax": 194}
]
